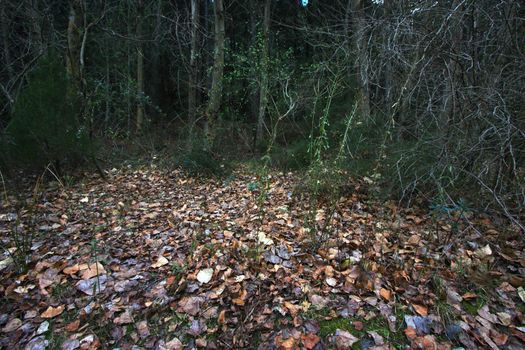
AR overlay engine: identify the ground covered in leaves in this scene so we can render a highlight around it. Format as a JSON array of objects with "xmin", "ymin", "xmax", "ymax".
[{"xmin": 1, "ymin": 166, "xmax": 525, "ymax": 350}]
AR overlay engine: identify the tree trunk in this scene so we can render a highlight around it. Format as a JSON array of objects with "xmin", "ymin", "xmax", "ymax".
[
  {"xmin": 28, "ymin": 0, "xmax": 43, "ymax": 55},
  {"xmin": 136, "ymin": 0, "xmax": 145, "ymax": 132},
  {"xmin": 1, "ymin": 2, "xmax": 13, "ymax": 83},
  {"xmin": 382, "ymin": 0, "xmax": 393, "ymax": 120},
  {"xmin": 204, "ymin": 0, "xmax": 225, "ymax": 148},
  {"xmin": 66, "ymin": 0, "xmax": 83, "ymax": 86},
  {"xmin": 352, "ymin": 0, "xmax": 370, "ymax": 120},
  {"xmin": 151, "ymin": 0, "xmax": 162, "ymax": 116},
  {"xmin": 255, "ymin": 0, "xmax": 271, "ymax": 147},
  {"xmin": 188, "ymin": 0, "xmax": 200, "ymax": 146}
]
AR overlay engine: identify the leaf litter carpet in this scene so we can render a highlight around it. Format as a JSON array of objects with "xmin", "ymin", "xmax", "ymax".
[{"xmin": 1, "ymin": 167, "xmax": 525, "ymax": 349}]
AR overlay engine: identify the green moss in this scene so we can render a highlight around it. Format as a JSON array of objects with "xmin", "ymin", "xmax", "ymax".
[
  {"xmin": 462, "ymin": 298, "xmax": 485, "ymax": 315},
  {"xmin": 319, "ymin": 317, "xmax": 353, "ymax": 338}
]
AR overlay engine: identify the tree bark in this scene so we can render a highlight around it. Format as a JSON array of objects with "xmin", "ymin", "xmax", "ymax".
[
  {"xmin": 255, "ymin": 0, "xmax": 271, "ymax": 147},
  {"xmin": 351, "ymin": 0, "xmax": 370, "ymax": 120},
  {"xmin": 1, "ymin": 2, "xmax": 13, "ymax": 83},
  {"xmin": 151, "ymin": 0, "xmax": 162, "ymax": 116},
  {"xmin": 66, "ymin": 0, "xmax": 83, "ymax": 86},
  {"xmin": 136, "ymin": 0, "xmax": 145, "ymax": 132},
  {"xmin": 204, "ymin": 0, "xmax": 225, "ymax": 148},
  {"xmin": 188, "ymin": 0, "xmax": 200, "ymax": 145}
]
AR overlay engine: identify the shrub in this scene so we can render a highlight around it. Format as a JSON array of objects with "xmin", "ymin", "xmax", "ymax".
[
  {"xmin": 178, "ymin": 147, "xmax": 227, "ymax": 178},
  {"xmin": 2, "ymin": 54, "xmax": 90, "ymax": 171}
]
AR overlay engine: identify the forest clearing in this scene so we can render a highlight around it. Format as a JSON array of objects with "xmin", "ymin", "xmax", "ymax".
[{"xmin": 0, "ymin": 0, "xmax": 523, "ymax": 349}]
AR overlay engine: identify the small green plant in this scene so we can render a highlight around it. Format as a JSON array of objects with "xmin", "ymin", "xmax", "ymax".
[
  {"xmin": 0, "ymin": 169, "xmax": 47, "ymax": 272},
  {"xmin": 430, "ymin": 196, "xmax": 470, "ymax": 245}
]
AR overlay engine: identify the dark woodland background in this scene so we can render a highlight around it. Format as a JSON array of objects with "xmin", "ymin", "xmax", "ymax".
[{"xmin": 0, "ymin": 0, "xmax": 523, "ymax": 227}]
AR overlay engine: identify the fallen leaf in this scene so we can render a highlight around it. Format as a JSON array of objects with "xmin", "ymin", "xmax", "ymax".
[
  {"xmin": 41, "ymin": 305, "xmax": 64, "ymax": 318},
  {"xmin": 334, "ymin": 329, "xmax": 358, "ymax": 349},
  {"xmin": 80, "ymin": 263, "xmax": 106, "ymax": 280},
  {"xmin": 196, "ymin": 268, "xmax": 214, "ymax": 284},
  {"xmin": 475, "ymin": 244, "xmax": 492, "ymax": 259},
  {"xmin": 258, "ymin": 231, "xmax": 274, "ymax": 245},
  {"xmin": 301, "ymin": 333, "xmax": 320, "ymax": 349},
  {"xmin": 165, "ymin": 337, "xmax": 183, "ymax": 350},
  {"xmin": 233, "ymin": 289, "xmax": 248, "ymax": 306},
  {"xmin": 367, "ymin": 330, "xmax": 384, "ymax": 345},
  {"xmin": 1, "ymin": 318, "xmax": 22, "ymax": 332},
  {"xmin": 325, "ymin": 277, "xmax": 337, "ymax": 287},
  {"xmin": 404, "ymin": 327, "xmax": 417, "ymax": 340},
  {"xmin": 412, "ymin": 303, "xmax": 428, "ymax": 316},
  {"xmin": 462, "ymin": 292, "xmax": 477, "ymax": 299},
  {"xmin": 36, "ymin": 321, "xmax": 49, "ymax": 335},
  {"xmin": 76, "ymin": 275, "xmax": 107, "ymax": 295},
  {"xmin": 114, "ymin": 311, "xmax": 133, "ymax": 325},
  {"xmin": 65, "ymin": 319, "xmax": 80, "ymax": 332},
  {"xmin": 152, "ymin": 256, "xmax": 169, "ymax": 268},
  {"xmin": 61, "ymin": 339, "xmax": 80, "ymax": 350},
  {"xmin": 218, "ymin": 310, "xmax": 226, "ymax": 324},
  {"xmin": 496, "ymin": 312, "xmax": 511, "ymax": 326},
  {"xmin": 177, "ymin": 296, "xmax": 203, "ymax": 316},
  {"xmin": 380, "ymin": 288, "xmax": 391, "ymax": 301},
  {"xmin": 63, "ymin": 264, "xmax": 82, "ymax": 275},
  {"xmin": 275, "ymin": 336, "xmax": 297, "ymax": 350},
  {"xmin": 137, "ymin": 320, "xmax": 150, "ymax": 338},
  {"xmin": 518, "ymin": 286, "xmax": 525, "ymax": 303}
]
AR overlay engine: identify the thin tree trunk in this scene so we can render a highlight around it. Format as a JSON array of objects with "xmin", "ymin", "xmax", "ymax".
[
  {"xmin": 28, "ymin": 0, "xmax": 43, "ymax": 54},
  {"xmin": 1, "ymin": 2, "xmax": 13, "ymax": 83},
  {"xmin": 249, "ymin": 1, "xmax": 259, "ymax": 149},
  {"xmin": 66, "ymin": 0, "xmax": 83, "ymax": 85},
  {"xmin": 151, "ymin": 0, "xmax": 162, "ymax": 115},
  {"xmin": 383, "ymin": 0, "xmax": 393, "ymax": 120},
  {"xmin": 188, "ymin": 0, "xmax": 200, "ymax": 147},
  {"xmin": 352, "ymin": 0, "xmax": 370, "ymax": 119},
  {"xmin": 255, "ymin": 0, "xmax": 271, "ymax": 147},
  {"xmin": 204, "ymin": 0, "xmax": 225, "ymax": 147},
  {"xmin": 136, "ymin": 0, "xmax": 145, "ymax": 132}
]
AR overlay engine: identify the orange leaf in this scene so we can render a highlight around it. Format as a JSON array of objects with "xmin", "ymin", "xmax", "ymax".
[
  {"xmin": 413, "ymin": 303, "xmax": 428, "ymax": 316},
  {"xmin": 65, "ymin": 319, "xmax": 80, "ymax": 332},
  {"xmin": 233, "ymin": 290, "xmax": 247, "ymax": 306},
  {"xmin": 462, "ymin": 292, "xmax": 477, "ymax": 299},
  {"xmin": 41, "ymin": 305, "xmax": 65, "ymax": 318},
  {"xmin": 380, "ymin": 288, "xmax": 391, "ymax": 301},
  {"xmin": 81, "ymin": 262, "xmax": 106, "ymax": 280},
  {"xmin": 404, "ymin": 326, "xmax": 417, "ymax": 340},
  {"xmin": 218, "ymin": 310, "xmax": 226, "ymax": 324},
  {"xmin": 301, "ymin": 333, "xmax": 320, "ymax": 350}
]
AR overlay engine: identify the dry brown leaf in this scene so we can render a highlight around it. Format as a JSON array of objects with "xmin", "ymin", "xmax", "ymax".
[
  {"xmin": 65, "ymin": 319, "xmax": 80, "ymax": 332},
  {"xmin": 233, "ymin": 289, "xmax": 248, "ymax": 306},
  {"xmin": 151, "ymin": 256, "xmax": 169, "ymax": 268},
  {"xmin": 301, "ymin": 333, "xmax": 320, "ymax": 350},
  {"xmin": 380, "ymin": 288, "xmax": 391, "ymax": 301},
  {"xmin": 461, "ymin": 292, "xmax": 477, "ymax": 299},
  {"xmin": 1, "ymin": 318, "xmax": 22, "ymax": 332},
  {"xmin": 413, "ymin": 303, "xmax": 428, "ymax": 316},
  {"xmin": 81, "ymin": 262, "xmax": 106, "ymax": 280},
  {"xmin": 114, "ymin": 311, "xmax": 133, "ymax": 325},
  {"xmin": 218, "ymin": 310, "xmax": 226, "ymax": 324},
  {"xmin": 404, "ymin": 326, "xmax": 417, "ymax": 340},
  {"xmin": 63, "ymin": 265, "xmax": 79, "ymax": 275},
  {"xmin": 41, "ymin": 305, "xmax": 65, "ymax": 318},
  {"xmin": 165, "ymin": 337, "xmax": 183, "ymax": 350}
]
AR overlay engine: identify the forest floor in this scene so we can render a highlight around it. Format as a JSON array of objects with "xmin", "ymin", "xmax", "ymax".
[{"xmin": 1, "ymin": 166, "xmax": 525, "ymax": 350}]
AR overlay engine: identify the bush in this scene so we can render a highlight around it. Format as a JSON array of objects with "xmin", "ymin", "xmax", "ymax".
[
  {"xmin": 178, "ymin": 148, "xmax": 227, "ymax": 178},
  {"xmin": 270, "ymin": 139, "xmax": 311, "ymax": 170},
  {"xmin": 2, "ymin": 54, "xmax": 90, "ymax": 171}
]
